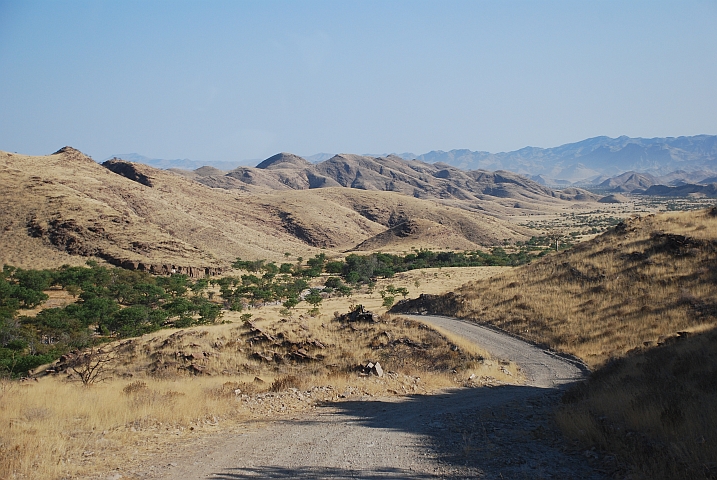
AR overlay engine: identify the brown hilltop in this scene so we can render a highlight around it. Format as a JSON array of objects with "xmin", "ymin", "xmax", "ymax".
[
  {"xmin": 0, "ymin": 147, "xmax": 547, "ymax": 272},
  {"xmin": 174, "ymin": 152, "xmax": 597, "ymax": 214},
  {"xmin": 256, "ymin": 152, "xmax": 312, "ymax": 170}
]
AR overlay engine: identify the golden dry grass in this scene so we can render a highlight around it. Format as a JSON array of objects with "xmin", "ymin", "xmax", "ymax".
[
  {"xmin": 556, "ymin": 327, "xmax": 717, "ymax": 479},
  {"xmin": 0, "ymin": 375, "xmax": 250, "ymax": 479},
  {"xmin": 417, "ymin": 209, "xmax": 717, "ymax": 368},
  {"xmin": 1, "ymin": 266, "xmax": 517, "ymax": 479},
  {"xmin": 0, "ymin": 148, "xmax": 540, "ymax": 272}
]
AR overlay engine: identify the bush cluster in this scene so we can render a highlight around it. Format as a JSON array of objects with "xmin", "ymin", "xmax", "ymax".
[{"xmin": 0, "ymin": 263, "xmax": 219, "ymax": 376}]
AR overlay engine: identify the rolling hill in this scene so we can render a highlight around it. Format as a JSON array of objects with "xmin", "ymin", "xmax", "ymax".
[
  {"xmin": 169, "ymin": 152, "xmax": 600, "ymax": 210},
  {"xmin": 0, "ymin": 147, "xmax": 549, "ymax": 272}
]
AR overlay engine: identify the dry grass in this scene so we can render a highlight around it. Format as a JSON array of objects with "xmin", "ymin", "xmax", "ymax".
[
  {"xmin": 0, "ymin": 375, "xmax": 251, "ymax": 479},
  {"xmin": 415, "ymin": 209, "xmax": 717, "ymax": 368},
  {"xmin": 557, "ymin": 327, "xmax": 717, "ymax": 479},
  {"xmin": 1, "ymin": 266, "xmax": 518, "ymax": 479},
  {"xmin": 392, "ymin": 208, "xmax": 717, "ymax": 478}
]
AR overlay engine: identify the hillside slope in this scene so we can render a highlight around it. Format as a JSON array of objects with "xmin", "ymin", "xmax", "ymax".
[
  {"xmin": 393, "ymin": 208, "xmax": 717, "ymax": 367},
  {"xmin": 170, "ymin": 153, "xmax": 597, "ymax": 212},
  {"xmin": 0, "ymin": 148, "xmax": 533, "ymax": 271}
]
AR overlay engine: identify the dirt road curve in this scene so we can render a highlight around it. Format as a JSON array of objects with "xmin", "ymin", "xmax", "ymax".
[
  {"xmin": 411, "ymin": 315, "xmax": 588, "ymax": 388},
  {"xmin": 148, "ymin": 315, "xmax": 606, "ymax": 479}
]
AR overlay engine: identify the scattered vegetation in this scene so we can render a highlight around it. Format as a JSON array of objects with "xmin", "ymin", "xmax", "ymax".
[
  {"xmin": 0, "ymin": 262, "xmax": 220, "ymax": 377},
  {"xmin": 0, "ymin": 305, "xmax": 517, "ymax": 479}
]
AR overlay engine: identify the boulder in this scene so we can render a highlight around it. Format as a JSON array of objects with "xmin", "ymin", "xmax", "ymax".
[{"xmin": 336, "ymin": 305, "xmax": 378, "ymax": 323}]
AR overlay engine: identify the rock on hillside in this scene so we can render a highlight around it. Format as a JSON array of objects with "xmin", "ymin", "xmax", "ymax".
[
  {"xmin": 182, "ymin": 152, "xmax": 591, "ymax": 210},
  {"xmin": 0, "ymin": 148, "xmax": 534, "ymax": 270}
]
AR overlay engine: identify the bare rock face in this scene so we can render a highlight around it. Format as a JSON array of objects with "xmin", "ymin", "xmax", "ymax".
[
  {"xmin": 390, "ymin": 293, "xmax": 461, "ymax": 316},
  {"xmin": 112, "ymin": 260, "xmax": 224, "ymax": 278},
  {"xmin": 102, "ymin": 159, "xmax": 154, "ymax": 187},
  {"xmin": 336, "ymin": 305, "xmax": 378, "ymax": 323}
]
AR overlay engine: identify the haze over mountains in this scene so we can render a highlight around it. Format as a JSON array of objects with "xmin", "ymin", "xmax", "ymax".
[
  {"xmin": 109, "ymin": 135, "xmax": 717, "ymax": 185},
  {"xmin": 415, "ymin": 135, "xmax": 717, "ymax": 183}
]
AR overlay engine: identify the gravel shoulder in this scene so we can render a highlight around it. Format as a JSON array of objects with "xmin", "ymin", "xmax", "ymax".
[{"xmin": 122, "ymin": 315, "xmax": 607, "ymax": 479}]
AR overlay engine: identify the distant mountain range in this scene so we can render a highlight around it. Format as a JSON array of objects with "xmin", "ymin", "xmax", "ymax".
[
  {"xmin": 107, "ymin": 134, "xmax": 717, "ymax": 185},
  {"xmin": 104, "ymin": 153, "xmax": 258, "ymax": 171},
  {"xmin": 413, "ymin": 135, "xmax": 717, "ymax": 183}
]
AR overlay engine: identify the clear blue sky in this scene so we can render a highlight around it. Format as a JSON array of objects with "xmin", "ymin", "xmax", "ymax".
[{"xmin": 1, "ymin": 1, "xmax": 715, "ymax": 164}]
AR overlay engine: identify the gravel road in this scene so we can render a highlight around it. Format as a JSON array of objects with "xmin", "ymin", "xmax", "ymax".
[
  {"xmin": 411, "ymin": 315, "xmax": 589, "ymax": 388},
  {"xmin": 141, "ymin": 315, "xmax": 607, "ymax": 479}
]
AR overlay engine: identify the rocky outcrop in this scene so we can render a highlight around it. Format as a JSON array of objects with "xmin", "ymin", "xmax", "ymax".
[
  {"xmin": 102, "ymin": 159, "xmax": 155, "ymax": 187},
  {"xmin": 110, "ymin": 259, "xmax": 224, "ymax": 277},
  {"xmin": 390, "ymin": 293, "xmax": 462, "ymax": 316},
  {"xmin": 335, "ymin": 305, "xmax": 379, "ymax": 323}
]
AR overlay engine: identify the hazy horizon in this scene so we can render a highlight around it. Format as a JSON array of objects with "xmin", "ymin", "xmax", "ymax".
[{"xmin": 1, "ymin": 1, "xmax": 716, "ymax": 164}]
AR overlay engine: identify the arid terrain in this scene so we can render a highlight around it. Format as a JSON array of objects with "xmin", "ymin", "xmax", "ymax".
[
  {"xmin": 2, "ymin": 147, "xmax": 592, "ymax": 273},
  {"xmin": 2, "ymin": 146, "xmax": 716, "ymax": 480},
  {"xmin": 393, "ymin": 207, "xmax": 717, "ymax": 478}
]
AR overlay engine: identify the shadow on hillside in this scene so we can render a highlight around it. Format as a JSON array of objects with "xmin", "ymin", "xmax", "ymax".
[{"xmin": 209, "ymin": 382, "xmax": 605, "ymax": 479}]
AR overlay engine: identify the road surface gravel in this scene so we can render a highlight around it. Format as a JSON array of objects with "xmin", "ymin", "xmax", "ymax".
[{"xmin": 131, "ymin": 315, "xmax": 608, "ymax": 479}]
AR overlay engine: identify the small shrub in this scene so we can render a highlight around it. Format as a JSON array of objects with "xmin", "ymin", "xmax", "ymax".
[
  {"xmin": 270, "ymin": 375, "xmax": 302, "ymax": 392},
  {"xmin": 122, "ymin": 381, "xmax": 148, "ymax": 395}
]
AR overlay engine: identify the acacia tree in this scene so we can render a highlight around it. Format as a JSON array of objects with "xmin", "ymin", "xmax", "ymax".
[
  {"xmin": 68, "ymin": 347, "xmax": 115, "ymax": 386},
  {"xmin": 304, "ymin": 289, "xmax": 323, "ymax": 316}
]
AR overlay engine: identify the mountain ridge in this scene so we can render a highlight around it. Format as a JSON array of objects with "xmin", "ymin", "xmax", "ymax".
[
  {"xmin": 107, "ymin": 134, "xmax": 717, "ymax": 184},
  {"xmin": 167, "ymin": 152, "xmax": 601, "ymax": 209}
]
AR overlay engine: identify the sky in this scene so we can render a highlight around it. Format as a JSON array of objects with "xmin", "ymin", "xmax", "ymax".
[{"xmin": 0, "ymin": 1, "xmax": 716, "ymax": 165}]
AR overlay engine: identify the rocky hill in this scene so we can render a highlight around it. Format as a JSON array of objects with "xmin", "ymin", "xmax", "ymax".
[
  {"xmin": 0, "ymin": 147, "xmax": 544, "ymax": 272},
  {"xmin": 593, "ymin": 169, "xmax": 717, "ymax": 193},
  {"xmin": 639, "ymin": 183, "xmax": 717, "ymax": 198},
  {"xmin": 170, "ymin": 152, "xmax": 598, "ymax": 209},
  {"xmin": 598, "ymin": 171, "xmax": 657, "ymax": 192}
]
